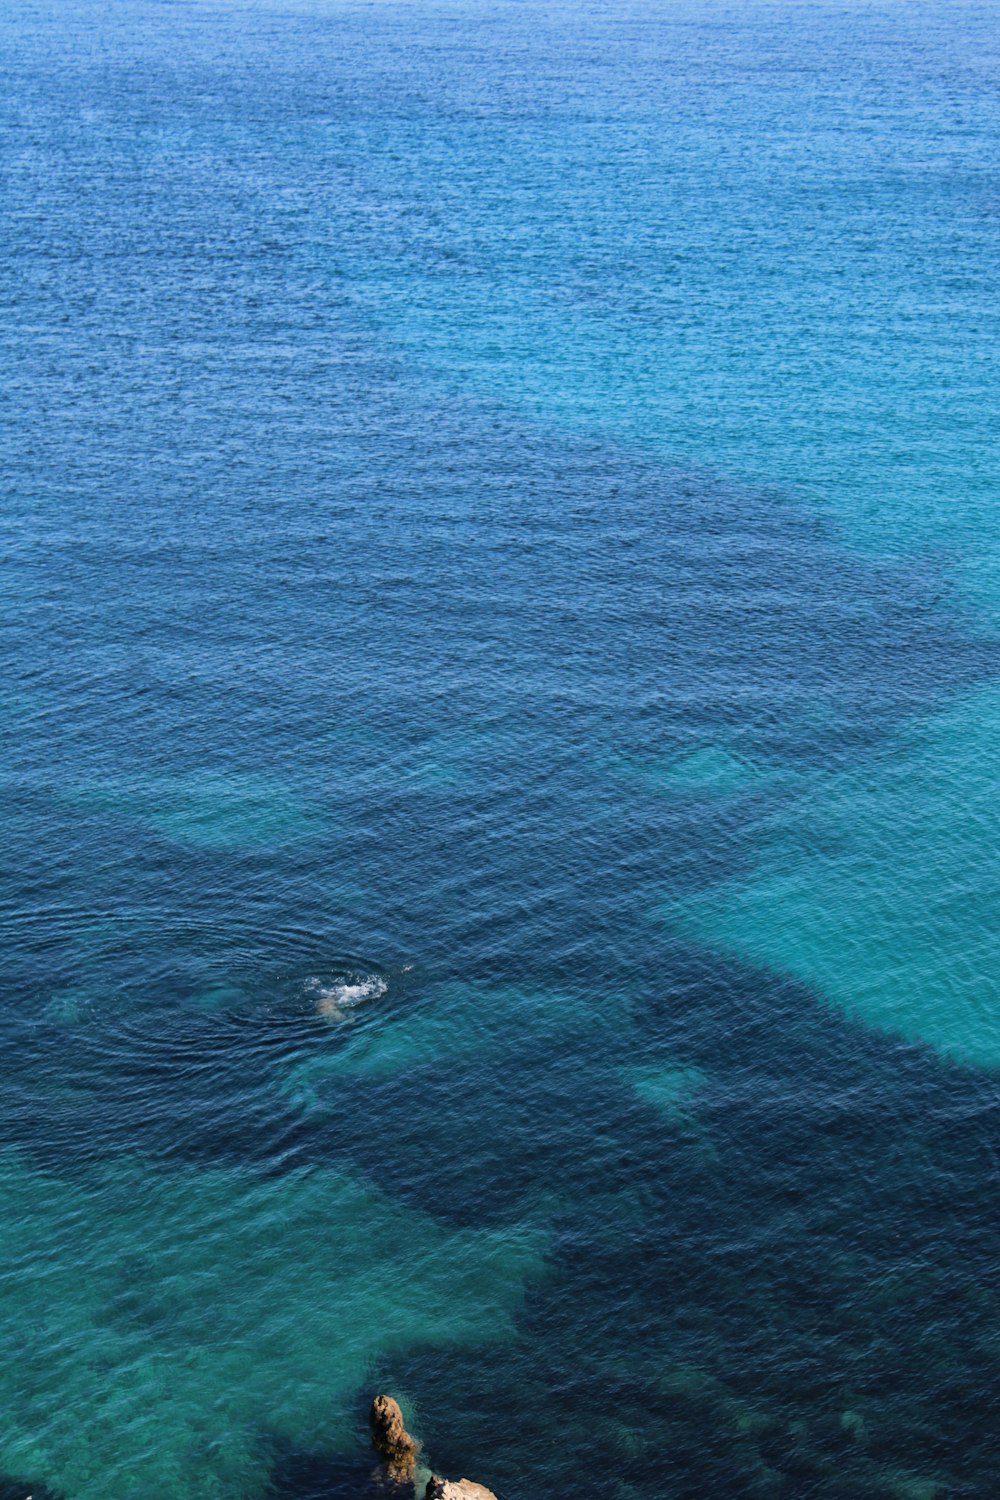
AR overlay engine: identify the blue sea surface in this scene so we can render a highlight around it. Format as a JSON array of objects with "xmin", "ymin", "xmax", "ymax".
[{"xmin": 1, "ymin": 1, "xmax": 999, "ymax": 1496}]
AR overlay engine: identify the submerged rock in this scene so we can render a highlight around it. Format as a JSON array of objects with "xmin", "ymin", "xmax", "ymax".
[
  {"xmin": 425, "ymin": 1478, "xmax": 498, "ymax": 1500},
  {"xmin": 370, "ymin": 1394, "xmax": 421, "ymax": 1483}
]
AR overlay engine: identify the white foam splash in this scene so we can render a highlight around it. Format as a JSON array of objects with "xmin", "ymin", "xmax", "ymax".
[{"xmin": 306, "ymin": 973, "xmax": 387, "ymax": 1022}]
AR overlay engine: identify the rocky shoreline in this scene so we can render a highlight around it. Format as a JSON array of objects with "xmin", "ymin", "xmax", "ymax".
[{"xmin": 370, "ymin": 1396, "xmax": 498, "ymax": 1500}]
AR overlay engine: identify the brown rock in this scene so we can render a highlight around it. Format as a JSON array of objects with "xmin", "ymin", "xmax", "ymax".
[
  {"xmin": 424, "ymin": 1477, "xmax": 499, "ymax": 1500},
  {"xmin": 370, "ymin": 1394, "xmax": 421, "ymax": 1483}
]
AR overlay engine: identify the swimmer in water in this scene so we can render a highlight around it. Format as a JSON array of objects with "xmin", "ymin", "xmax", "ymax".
[
  {"xmin": 316, "ymin": 991, "xmax": 349, "ymax": 1023},
  {"xmin": 310, "ymin": 974, "xmax": 386, "ymax": 1022}
]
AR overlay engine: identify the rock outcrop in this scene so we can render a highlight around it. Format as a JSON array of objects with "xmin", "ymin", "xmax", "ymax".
[
  {"xmin": 369, "ymin": 1394, "xmax": 497, "ymax": 1498},
  {"xmin": 370, "ymin": 1394, "xmax": 421, "ymax": 1483},
  {"xmin": 425, "ymin": 1477, "xmax": 499, "ymax": 1500}
]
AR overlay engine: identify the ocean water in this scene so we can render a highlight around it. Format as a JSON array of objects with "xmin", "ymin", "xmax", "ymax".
[{"xmin": 1, "ymin": 0, "xmax": 999, "ymax": 1497}]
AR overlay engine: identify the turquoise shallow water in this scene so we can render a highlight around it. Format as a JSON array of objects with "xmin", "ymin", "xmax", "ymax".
[{"xmin": 1, "ymin": 1, "xmax": 999, "ymax": 1497}]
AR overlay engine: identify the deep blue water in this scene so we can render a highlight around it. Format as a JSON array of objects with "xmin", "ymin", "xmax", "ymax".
[{"xmin": 1, "ymin": 1, "xmax": 999, "ymax": 1497}]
